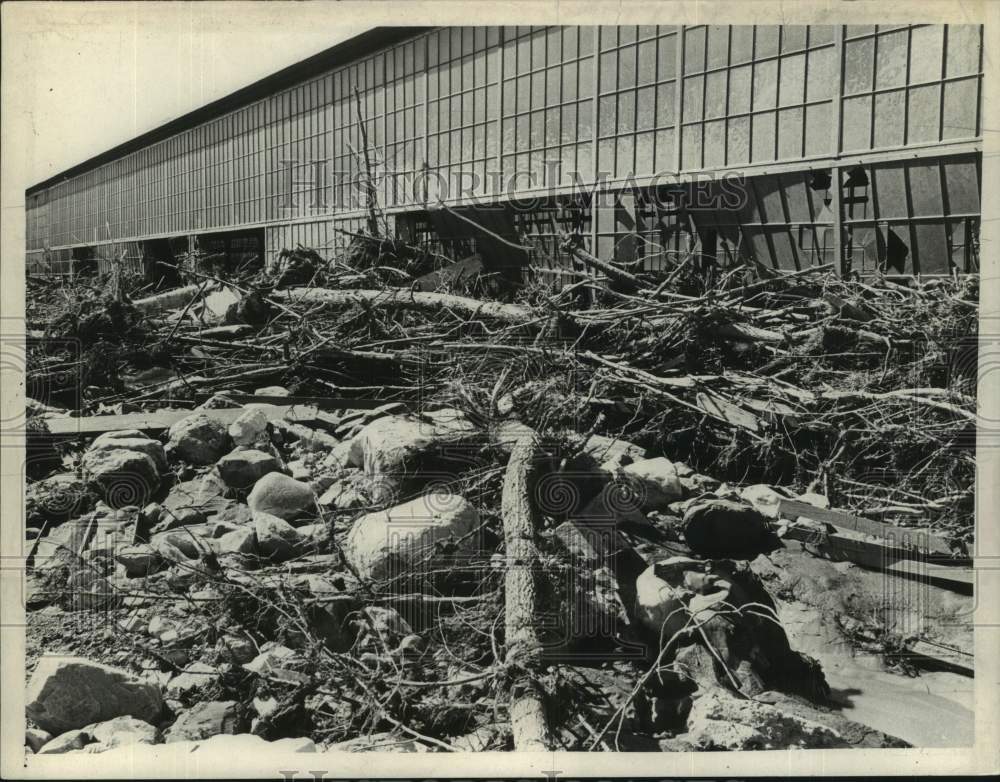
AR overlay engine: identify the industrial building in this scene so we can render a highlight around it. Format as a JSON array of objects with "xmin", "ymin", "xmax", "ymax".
[{"xmin": 25, "ymin": 24, "xmax": 983, "ymax": 279}]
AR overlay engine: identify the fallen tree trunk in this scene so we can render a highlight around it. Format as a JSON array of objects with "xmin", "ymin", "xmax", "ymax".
[
  {"xmin": 270, "ymin": 287, "xmax": 537, "ymax": 325},
  {"xmin": 131, "ymin": 284, "xmax": 205, "ymax": 316},
  {"xmin": 560, "ymin": 236, "xmax": 643, "ymax": 292},
  {"xmin": 501, "ymin": 432, "xmax": 555, "ymax": 751}
]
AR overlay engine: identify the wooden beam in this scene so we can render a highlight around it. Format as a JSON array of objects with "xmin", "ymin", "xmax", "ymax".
[
  {"xmin": 777, "ymin": 498, "xmax": 953, "ymax": 557},
  {"xmin": 39, "ymin": 404, "xmax": 320, "ymax": 438}
]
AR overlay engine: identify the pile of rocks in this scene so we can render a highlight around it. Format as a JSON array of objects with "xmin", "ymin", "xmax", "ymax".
[{"xmin": 25, "ymin": 398, "xmax": 908, "ymax": 754}]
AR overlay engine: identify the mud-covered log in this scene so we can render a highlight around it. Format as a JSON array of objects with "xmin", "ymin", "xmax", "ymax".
[{"xmin": 501, "ymin": 432, "xmax": 554, "ymax": 751}]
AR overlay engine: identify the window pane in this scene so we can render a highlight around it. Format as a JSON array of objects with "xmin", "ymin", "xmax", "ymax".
[
  {"xmin": 874, "ymin": 89, "xmax": 905, "ymax": 147},
  {"xmin": 636, "ymin": 131, "xmax": 654, "ymax": 172},
  {"xmin": 731, "ymin": 26, "xmax": 754, "ymax": 63},
  {"xmin": 778, "ymin": 107, "xmax": 803, "ymax": 158},
  {"xmin": 618, "ymin": 90, "xmax": 636, "ymax": 132},
  {"xmin": 707, "ymin": 25, "xmax": 729, "ymax": 69},
  {"xmin": 844, "ymin": 38, "xmax": 874, "ymax": 93},
  {"xmin": 841, "ymin": 95, "xmax": 872, "ymax": 151},
  {"xmin": 638, "ymin": 40, "xmax": 658, "ymax": 85},
  {"xmin": 656, "ymin": 82, "xmax": 675, "ymax": 126},
  {"xmin": 654, "ymin": 128, "xmax": 674, "ymax": 170},
  {"xmin": 685, "ymin": 26, "xmax": 706, "ymax": 73},
  {"xmin": 727, "ymin": 115, "xmax": 750, "ymax": 165},
  {"xmin": 683, "ymin": 75, "xmax": 704, "ymax": 121},
  {"xmin": 658, "ymin": 35, "xmax": 677, "ymax": 80},
  {"xmin": 875, "ymin": 30, "xmax": 908, "ymax": 89},
  {"xmin": 942, "ymin": 77, "xmax": 979, "ymax": 139},
  {"xmin": 805, "ymin": 102, "xmax": 832, "ymax": 155},
  {"xmin": 779, "ymin": 53, "xmax": 806, "ymax": 107},
  {"xmin": 753, "ymin": 60, "xmax": 778, "ymax": 110},
  {"xmin": 619, "ymin": 45, "xmax": 637, "ymax": 89},
  {"xmin": 704, "ymin": 119, "xmax": 726, "ymax": 167},
  {"xmin": 907, "ymin": 84, "xmax": 940, "ymax": 143},
  {"xmin": 908, "ymin": 162, "xmax": 943, "ymax": 216},
  {"xmin": 752, "ymin": 111, "xmax": 776, "ymax": 161},
  {"xmin": 637, "ymin": 85, "xmax": 656, "ymax": 130},
  {"xmin": 705, "ymin": 71, "xmax": 727, "ymax": 119},
  {"xmin": 946, "ymin": 26, "xmax": 981, "ymax": 77},
  {"xmin": 782, "ymin": 26, "xmax": 808, "ymax": 52},
  {"xmin": 682, "ymin": 124, "xmax": 702, "ymax": 169},
  {"xmin": 909, "ymin": 26, "xmax": 943, "ymax": 83},
  {"xmin": 809, "ymin": 26, "xmax": 835, "ymax": 46},
  {"xmin": 807, "ymin": 47, "xmax": 834, "ymax": 101},
  {"xmin": 728, "ymin": 65, "xmax": 751, "ymax": 114},
  {"xmin": 598, "ymin": 95, "xmax": 617, "ymax": 136},
  {"xmin": 755, "ymin": 25, "xmax": 779, "ymax": 58}
]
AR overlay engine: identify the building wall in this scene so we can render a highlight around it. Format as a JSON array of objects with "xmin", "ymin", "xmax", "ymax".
[{"xmin": 25, "ymin": 24, "xmax": 984, "ymax": 274}]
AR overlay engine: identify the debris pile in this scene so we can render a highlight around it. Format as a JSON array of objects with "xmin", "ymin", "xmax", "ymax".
[{"xmin": 23, "ymin": 234, "xmax": 976, "ymax": 753}]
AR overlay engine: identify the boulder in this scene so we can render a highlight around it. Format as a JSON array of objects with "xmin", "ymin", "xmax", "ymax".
[
  {"xmin": 253, "ymin": 512, "xmax": 304, "ymax": 561},
  {"xmin": 151, "ymin": 529, "xmax": 211, "ymax": 560},
  {"xmin": 681, "ymin": 499, "xmax": 771, "ymax": 557},
  {"xmin": 345, "ymin": 492, "xmax": 479, "ymax": 580},
  {"xmin": 26, "ymin": 657, "xmax": 163, "ymax": 734},
  {"xmin": 216, "ymin": 449, "xmax": 282, "ymax": 490},
  {"xmin": 228, "ymin": 407, "xmax": 270, "ymax": 447},
  {"xmin": 247, "ymin": 472, "xmax": 316, "ymax": 521},
  {"xmin": 165, "ymin": 700, "xmax": 240, "ymax": 743},
  {"xmin": 348, "ymin": 409, "xmax": 478, "ymax": 480},
  {"xmin": 621, "ymin": 457, "xmax": 684, "ymax": 508},
  {"xmin": 165, "ymin": 413, "xmax": 231, "ymax": 465},
  {"xmin": 158, "ymin": 473, "xmax": 229, "ymax": 529},
  {"xmin": 81, "ymin": 448, "xmax": 160, "ymax": 509},
  {"xmin": 90, "ymin": 431, "xmax": 168, "ymax": 473}
]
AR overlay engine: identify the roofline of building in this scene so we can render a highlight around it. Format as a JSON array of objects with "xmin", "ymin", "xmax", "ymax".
[{"xmin": 26, "ymin": 26, "xmax": 431, "ymax": 197}]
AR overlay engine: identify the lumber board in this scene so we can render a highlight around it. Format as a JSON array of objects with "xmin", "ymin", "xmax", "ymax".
[
  {"xmin": 39, "ymin": 404, "xmax": 319, "ymax": 437},
  {"xmin": 777, "ymin": 498, "xmax": 952, "ymax": 556}
]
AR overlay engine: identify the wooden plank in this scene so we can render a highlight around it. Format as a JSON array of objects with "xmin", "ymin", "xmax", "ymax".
[
  {"xmin": 222, "ymin": 394, "xmax": 412, "ymax": 411},
  {"xmin": 41, "ymin": 404, "xmax": 319, "ymax": 437},
  {"xmin": 695, "ymin": 391, "xmax": 762, "ymax": 433},
  {"xmin": 904, "ymin": 638, "xmax": 974, "ymax": 677},
  {"xmin": 777, "ymin": 498, "xmax": 953, "ymax": 556},
  {"xmin": 883, "ymin": 558, "xmax": 974, "ymax": 594}
]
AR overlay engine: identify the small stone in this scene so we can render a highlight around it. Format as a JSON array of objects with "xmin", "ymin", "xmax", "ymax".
[
  {"xmin": 253, "ymin": 696, "xmax": 279, "ymax": 720},
  {"xmin": 82, "ymin": 715, "xmax": 160, "ymax": 751},
  {"xmin": 37, "ymin": 729, "xmax": 91, "ymax": 754},
  {"xmin": 254, "ymin": 386, "xmax": 290, "ymax": 397},
  {"xmin": 228, "ymin": 407, "xmax": 270, "ymax": 447},
  {"xmin": 243, "ymin": 643, "xmax": 300, "ymax": 675},
  {"xmin": 165, "ymin": 662, "xmax": 218, "ymax": 699},
  {"xmin": 741, "ymin": 484, "xmax": 794, "ymax": 519},
  {"xmin": 287, "ymin": 460, "xmax": 311, "ymax": 481},
  {"xmin": 253, "ymin": 512, "xmax": 303, "ymax": 561},
  {"xmin": 247, "ymin": 472, "xmax": 317, "ymax": 521},
  {"xmin": 582, "ymin": 434, "xmax": 647, "ymax": 471},
  {"xmin": 213, "ymin": 526, "xmax": 258, "ymax": 556},
  {"xmin": 114, "ymin": 544, "xmax": 162, "ymax": 578},
  {"xmin": 25, "ymin": 727, "xmax": 53, "ymax": 753},
  {"xmin": 216, "ymin": 633, "xmax": 257, "ymax": 664},
  {"xmin": 165, "ymin": 700, "xmax": 240, "ymax": 743},
  {"xmin": 622, "ymin": 457, "xmax": 684, "ymax": 509}
]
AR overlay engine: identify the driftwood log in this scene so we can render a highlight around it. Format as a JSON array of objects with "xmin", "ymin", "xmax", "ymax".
[
  {"xmin": 501, "ymin": 432, "xmax": 554, "ymax": 751},
  {"xmin": 270, "ymin": 287, "xmax": 537, "ymax": 325}
]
